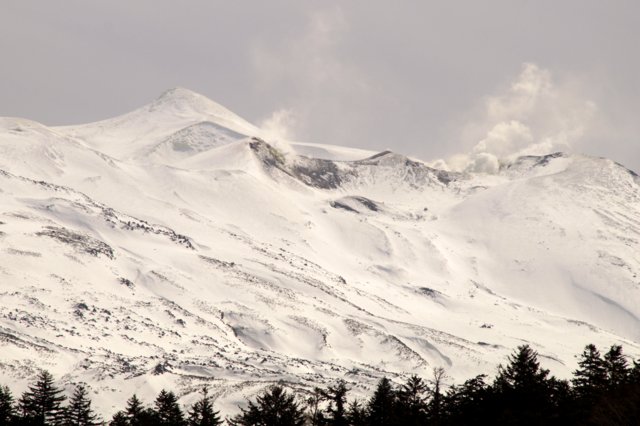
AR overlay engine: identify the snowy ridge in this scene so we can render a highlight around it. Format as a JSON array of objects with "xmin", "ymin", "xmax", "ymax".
[
  {"xmin": 0, "ymin": 89, "xmax": 639, "ymax": 416},
  {"xmin": 56, "ymin": 87, "xmax": 260, "ymax": 162}
]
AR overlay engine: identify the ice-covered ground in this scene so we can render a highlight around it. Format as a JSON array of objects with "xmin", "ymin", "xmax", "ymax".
[{"xmin": 0, "ymin": 88, "xmax": 638, "ymax": 417}]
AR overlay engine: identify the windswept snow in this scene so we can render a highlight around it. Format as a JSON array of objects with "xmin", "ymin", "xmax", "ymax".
[{"xmin": 0, "ymin": 88, "xmax": 639, "ymax": 416}]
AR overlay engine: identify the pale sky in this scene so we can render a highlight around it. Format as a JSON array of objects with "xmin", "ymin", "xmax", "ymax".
[{"xmin": 1, "ymin": 1, "xmax": 639, "ymax": 171}]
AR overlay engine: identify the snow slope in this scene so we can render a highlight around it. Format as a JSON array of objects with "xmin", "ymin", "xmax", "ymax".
[{"xmin": 0, "ymin": 89, "xmax": 639, "ymax": 416}]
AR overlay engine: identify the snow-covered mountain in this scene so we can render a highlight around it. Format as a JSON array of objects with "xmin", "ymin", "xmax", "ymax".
[{"xmin": 1, "ymin": 88, "xmax": 639, "ymax": 416}]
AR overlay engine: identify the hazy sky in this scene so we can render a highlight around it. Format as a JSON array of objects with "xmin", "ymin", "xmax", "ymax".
[{"xmin": 1, "ymin": 1, "xmax": 639, "ymax": 171}]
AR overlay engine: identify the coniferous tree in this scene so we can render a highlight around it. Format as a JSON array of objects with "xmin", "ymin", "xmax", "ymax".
[
  {"xmin": 3, "ymin": 342, "xmax": 640, "ymax": 426},
  {"xmin": 18, "ymin": 370, "xmax": 66, "ymax": 426},
  {"xmin": 572, "ymin": 344, "xmax": 607, "ymax": 398},
  {"xmin": 396, "ymin": 375, "xmax": 428, "ymax": 425},
  {"xmin": 570, "ymin": 344, "xmax": 608, "ymax": 420},
  {"xmin": 187, "ymin": 386, "xmax": 222, "ymax": 426},
  {"xmin": 155, "ymin": 390, "xmax": 185, "ymax": 426},
  {"xmin": 109, "ymin": 411, "xmax": 128, "ymax": 426},
  {"xmin": 492, "ymin": 345, "xmax": 554, "ymax": 425},
  {"xmin": 0, "ymin": 385, "xmax": 17, "ymax": 425},
  {"xmin": 228, "ymin": 385, "xmax": 305, "ymax": 426},
  {"xmin": 62, "ymin": 384, "xmax": 101, "ymax": 426},
  {"xmin": 603, "ymin": 345, "xmax": 629, "ymax": 390},
  {"xmin": 345, "ymin": 399, "xmax": 366, "ymax": 426},
  {"xmin": 589, "ymin": 346, "xmax": 638, "ymax": 425},
  {"xmin": 122, "ymin": 394, "xmax": 155, "ymax": 426},
  {"xmin": 124, "ymin": 394, "xmax": 144, "ymax": 425},
  {"xmin": 630, "ymin": 358, "xmax": 640, "ymax": 383},
  {"xmin": 319, "ymin": 381, "xmax": 348, "ymax": 426},
  {"xmin": 442, "ymin": 375, "xmax": 489, "ymax": 425},
  {"xmin": 366, "ymin": 377, "xmax": 397, "ymax": 426},
  {"xmin": 494, "ymin": 345, "xmax": 550, "ymax": 392}
]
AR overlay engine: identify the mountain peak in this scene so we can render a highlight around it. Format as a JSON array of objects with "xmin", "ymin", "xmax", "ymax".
[
  {"xmin": 155, "ymin": 86, "xmax": 217, "ymax": 105},
  {"xmin": 145, "ymin": 87, "xmax": 260, "ymax": 136},
  {"xmin": 158, "ymin": 86, "xmax": 202, "ymax": 99},
  {"xmin": 151, "ymin": 87, "xmax": 227, "ymax": 114}
]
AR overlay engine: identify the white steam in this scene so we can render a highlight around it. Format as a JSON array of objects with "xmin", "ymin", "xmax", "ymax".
[
  {"xmin": 251, "ymin": 6, "xmax": 370, "ymax": 145},
  {"xmin": 439, "ymin": 63, "xmax": 597, "ymax": 173},
  {"xmin": 259, "ymin": 108, "xmax": 298, "ymax": 141}
]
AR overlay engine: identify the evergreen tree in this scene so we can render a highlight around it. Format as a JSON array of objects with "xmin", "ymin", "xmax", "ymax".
[
  {"xmin": 603, "ymin": 345, "xmax": 629, "ymax": 390},
  {"xmin": 571, "ymin": 344, "xmax": 607, "ymax": 421},
  {"xmin": 345, "ymin": 399, "xmax": 366, "ymax": 426},
  {"xmin": 366, "ymin": 377, "xmax": 397, "ymax": 426},
  {"xmin": 494, "ymin": 345, "xmax": 550, "ymax": 391},
  {"xmin": 122, "ymin": 394, "xmax": 155, "ymax": 426},
  {"xmin": 228, "ymin": 385, "xmax": 305, "ymax": 426},
  {"xmin": 572, "ymin": 344, "xmax": 607, "ymax": 398},
  {"xmin": 62, "ymin": 384, "xmax": 101, "ymax": 426},
  {"xmin": 442, "ymin": 375, "xmax": 489, "ymax": 425},
  {"xmin": 589, "ymin": 346, "xmax": 638, "ymax": 424},
  {"xmin": 18, "ymin": 370, "xmax": 66, "ymax": 425},
  {"xmin": 155, "ymin": 390, "xmax": 185, "ymax": 426},
  {"xmin": 187, "ymin": 386, "xmax": 222, "ymax": 426},
  {"xmin": 492, "ymin": 345, "xmax": 554, "ymax": 425},
  {"xmin": 319, "ymin": 381, "xmax": 348, "ymax": 426},
  {"xmin": 396, "ymin": 375, "xmax": 428, "ymax": 425},
  {"xmin": 125, "ymin": 394, "xmax": 144, "ymax": 424},
  {"xmin": 4, "ymin": 341, "xmax": 640, "ymax": 426},
  {"xmin": 0, "ymin": 385, "xmax": 16, "ymax": 425},
  {"xmin": 630, "ymin": 358, "xmax": 640, "ymax": 383},
  {"xmin": 109, "ymin": 411, "xmax": 128, "ymax": 426}
]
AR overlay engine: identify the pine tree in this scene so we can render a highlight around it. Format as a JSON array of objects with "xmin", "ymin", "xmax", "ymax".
[
  {"xmin": 442, "ymin": 375, "xmax": 489, "ymax": 425},
  {"xmin": 123, "ymin": 394, "xmax": 155, "ymax": 426},
  {"xmin": 492, "ymin": 345, "xmax": 554, "ymax": 425},
  {"xmin": 319, "ymin": 381, "xmax": 348, "ymax": 426},
  {"xmin": 572, "ymin": 344, "xmax": 607, "ymax": 398},
  {"xmin": 62, "ymin": 384, "xmax": 101, "ymax": 426},
  {"xmin": 18, "ymin": 370, "xmax": 66, "ymax": 425},
  {"xmin": 0, "ymin": 385, "xmax": 16, "ymax": 425},
  {"xmin": 570, "ymin": 343, "xmax": 608, "ymax": 421},
  {"xmin": 589, "ymin": 346, "xmax": 638, "ymax": 424},
  {"xmin": 228, "ymin": 385, "xmax": 305, "ymax": 426},
  {"xmin": 125, "ymin": 394, "xmax": 144, "ymax": 424},
  {"xmin": 109, "ymin": 411, "xmax": 128, "ymax": 426},
  {"xmin": 345, "ymin": 399, "xmax": 366, "ymax": 426},
  {"xmin": 366, "ymin": 377, "xmax": 397, "ymax": 426},
  {"xmin": 187, "ymin": 386, "xmax": 222, "ymax": 426},
  {"xmin": 630, "ymin": 358, "xmax": 640, "ymax": 383},
  {"xmin": 603, "ymin": 345, "xmax": 629, "ymax": 390},
  {"xmin": 155, "ymin": 390, "xmax": 185, "ymax": 426},
  {"xmin": 495, "ymin": 345, "xmax": 550, "ymax": 391},
  {"xmin": 396, "ymin": 375, "xmax": 428, "ymax": 425}
]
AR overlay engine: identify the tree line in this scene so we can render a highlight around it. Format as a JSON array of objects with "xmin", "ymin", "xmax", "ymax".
[{"xmin": 0, "ymin": 343, "xmax": 639, "ymax": 425}]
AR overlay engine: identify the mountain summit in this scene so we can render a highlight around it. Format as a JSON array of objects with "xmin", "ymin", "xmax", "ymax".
[{"xmin": 0, "ymin": 89, "xmax": 639, "ymax": 415}]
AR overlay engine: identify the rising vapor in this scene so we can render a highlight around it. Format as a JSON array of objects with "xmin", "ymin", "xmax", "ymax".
[{"xmin": 440, "ymin": 63, "xmax": 598, "ymax": 173}]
